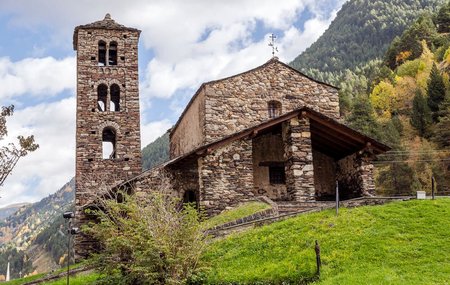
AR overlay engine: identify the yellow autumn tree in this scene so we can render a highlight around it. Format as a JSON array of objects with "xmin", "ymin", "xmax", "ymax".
[{"xmin": 369, "ymin": 80, "xmax": 396, "ymax": 121}]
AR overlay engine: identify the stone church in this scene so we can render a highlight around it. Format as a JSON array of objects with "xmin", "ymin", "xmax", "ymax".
[{"xmin": 73, "ymin": 15, "xmax": 389, "ymax": 255}]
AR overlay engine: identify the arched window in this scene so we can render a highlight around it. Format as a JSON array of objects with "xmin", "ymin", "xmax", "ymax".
[
  {"xmin": 109, "ymin": 42, "xmax": 118, "ymax": 66},
  {"xmin": 268, "ymin": 100, "xmax": 282, "ymax": 118},
  {"xmin": 110, "ymin": 84, "xmax": 120, "ymax": 112},
  {"xmin": 102, "ymin": 127, "xmax": 116, "ymax": 159},
  {"xmin": 97, "ymin": 84, "xmax": 108, "ymax": 112},
  {"xmin": 98, "ymin": 41, "xmax": 107, "ymax": 66}
]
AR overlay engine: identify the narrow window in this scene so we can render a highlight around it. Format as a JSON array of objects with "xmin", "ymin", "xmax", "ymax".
[
  {"xmin": 109, "ymin": 42, "xmax": 118, "ymax": 66},
  {"xmin": 102, "ymin": 127, "xmax": 116, "ymax": 159},
  {"xmin": 110, "ymin": 84, "xmax": 120, "ymax": 112},
  {"xmin": 97, "ymin": 84, "xmax": 108, "ymax": 112},
  {"xmin": 268, "ymin": 100, "xmax": 282, "ymax": 118},
  {"xmin": 98, "ymin": 41, "xmax": 107, "ymax": 66},
  {"xmin": 183, "ymin": 190, "xmax": 198, "ymax": 209},
  {"xmin": 269, "ymin": 166, "xmax": 286, "ymax": 184}
]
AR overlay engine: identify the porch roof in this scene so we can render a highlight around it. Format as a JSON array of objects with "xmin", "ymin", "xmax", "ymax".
[{"xmin": 163, "ymin": 107, "xmax": 390, "ymax": 166}]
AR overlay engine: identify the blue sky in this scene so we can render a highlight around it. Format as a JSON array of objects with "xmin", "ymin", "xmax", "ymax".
[{"xmin": 0, "ymin": 0, "xmax": 346, "ymax": 207}]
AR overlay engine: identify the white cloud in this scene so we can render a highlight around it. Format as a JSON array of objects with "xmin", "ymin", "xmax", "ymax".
[
  {"xmin": 140, "ymin": 119, "xmax": 172, "ymax": 147},
  {"xmin": 0, "ymin": 56, "xmax": 75, "ymax": 102},
  {"xmin": 0, "ymin": 97, "xmax": 76, "ymax": 208}
]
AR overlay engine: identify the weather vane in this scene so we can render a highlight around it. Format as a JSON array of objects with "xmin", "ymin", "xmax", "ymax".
[{"xmin": 268, "ymin": 33, "xmax": 278, "ymax": 57}]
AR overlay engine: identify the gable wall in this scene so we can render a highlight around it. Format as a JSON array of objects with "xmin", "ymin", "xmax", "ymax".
[
  {"xmin": 170, "ymin": 88, "xmax": 205, "ymax": 157},
  {"xmin": 203, "ymin": 61, "xmax": 339, "ymax": 143}
]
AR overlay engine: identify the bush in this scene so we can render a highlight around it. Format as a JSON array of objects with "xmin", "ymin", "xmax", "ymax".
[{"xmin": 84, "ymin": 189, "xmax": 209, "ymax": 285}]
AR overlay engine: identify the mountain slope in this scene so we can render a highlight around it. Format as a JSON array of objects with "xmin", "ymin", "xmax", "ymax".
[
  {"xmin": 142, "ymin": 132, "xmax": 170, "ymax": 170},
  {"xmin": 0, "ymin": 179, "xmax": 74, "ymax": 278},
  {"xmin": 290, "ymin": 0, "xmax": 445, "ymax": 79},
  {"xmin": 0, "ymin": 203, "xmax": 30, "ymax": 221}
]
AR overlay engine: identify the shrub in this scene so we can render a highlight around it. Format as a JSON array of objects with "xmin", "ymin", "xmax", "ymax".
[{"xmin": 84, "ymin": 189, "xmax": 209, "ymax": 285}]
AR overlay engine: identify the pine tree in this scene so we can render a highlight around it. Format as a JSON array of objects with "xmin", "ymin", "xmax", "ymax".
[
  {"xmin": 436, "ymin": 1, "xmax": 450, "ymax": 33},
  {"xmin": 427, "ymin": 63, "xmax": 446, "ymax": 122},
  {"xmin": 411, "ymin": 90, "xmax": 432, "ymax": 137},
  {"xmin": 346, "ymin": 95, "xmax": 380, "ymax": 139},
  {"xmin": 433, "ymin": 95, "xmax": 450, "ymax": 148}
]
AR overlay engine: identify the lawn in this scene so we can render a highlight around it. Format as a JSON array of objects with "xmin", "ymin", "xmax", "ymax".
[
  {"xmin": 201, "ymin": 199, "xmax": 450, "ymax": 284},
  {"xmin": 5, "ymin": 199, "xmax": 449, "ymax": 284},
  {"xmin": 203, "ymin": 201, "xmax": 271, "ymax": 229}
]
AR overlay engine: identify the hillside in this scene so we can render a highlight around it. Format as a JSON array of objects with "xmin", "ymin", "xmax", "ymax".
[
  {"xmin": 142, "ymin": 132, "xmax": 170, "ymax": 170},
  {"xmin": 202, "ymin": 199, "xmax": 450, "ymax": 284},
  {"xmin": 0, "ymin": 203, "xmax": 30, "ymax": 221},
  {"xmin": 290, "ymin": 0, "xmax": 445, "ymax": 81},
  {"xmin": 0, "ymin": 179, "xmax": 74, "ymax": 278},
  {"xmin": 6, "ymin": 199, "xmax": 449, "ymax": 284}
]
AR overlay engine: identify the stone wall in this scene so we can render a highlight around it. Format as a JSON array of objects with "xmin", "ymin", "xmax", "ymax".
[
  {"xmin": 336, "ymin": 152, "xmax": 376, "ymax": 199},
  {"xmin": 252, "ymin": 132, "xmax": 287, "ymax": 200},
  {"xmin": 283, "ymin": 116, "xmax": 315, "ymax": 202},
  {"xmin": 313, "ymin": 150, "xmax": 337, "ymax": 200},
  {"xmin": 170, "ymin": 89, "xmax": 205, "ymax": 158},
  {"xmin": 199, "ymin": 138, "xmax": 255, "ymax": 215},
  {"xmin": 203, "ymin": 59, "xmax": 339, "ymax": 144}
]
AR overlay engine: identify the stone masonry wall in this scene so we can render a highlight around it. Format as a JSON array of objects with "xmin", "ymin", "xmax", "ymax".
[
  {"xmin": 336, "ymin": 152, "xmax": 376, "ymax": 199},
  {"xmin": 170, "ymin": 89, "xmax": 205, "ymax": 158},
  {"xmin": 203, "ymin": 59, "xmax": 339, "ymax": 144},
  {"xmin": 199, "ymin": 138, "xmax": 255, "ymax": 216},
  {"xmin": 252, "ymin": 132, "xmax": 287, "ymax": 200},
  {"xmin": 74, "ymin": 19, "xmax": 142, "ymax": 258},
  {"xmin": 313, "ymin": 150, "xmax": 337, "ymax": 200},
  {"xmin": 283, "ymin": 116, "xmax": 315, "ymax": 202}
]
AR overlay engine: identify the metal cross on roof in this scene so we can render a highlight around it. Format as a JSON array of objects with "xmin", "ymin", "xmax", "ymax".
[{"xmin": 268, "ymin": 33, "xmax": 278, "ymax": 57}]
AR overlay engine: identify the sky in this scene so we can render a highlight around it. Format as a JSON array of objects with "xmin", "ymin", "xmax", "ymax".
[{"xmin": 0, "ymin": 0, "xmax": 346, "ymax": 208}]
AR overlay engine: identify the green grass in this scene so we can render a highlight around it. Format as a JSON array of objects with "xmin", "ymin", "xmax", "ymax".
[
  {"xmin": 44, "ymin": 271, "xmax": 102, "ymax": 285},
  {"xmin": 3, "ymin": 263, "xmax": 90, "ymax": 285},
  {"xmin": 201, "ymin": 199, "xmax": 450, "ymax": 284},
  {"xmin": 2, "ymin": 273, "xmax": 46, "ymax": 285},
  {"xmin": 203, "ymin": 201, "xmax": 271, "ymax": 229}
]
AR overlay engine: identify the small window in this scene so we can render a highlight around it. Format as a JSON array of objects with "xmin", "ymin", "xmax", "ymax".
[
  {"xmin": 109, "ymin": 42, "xmax": 117, "ymax": 66},
  {"xmin": 102, "ymin": 127, "xmax": 116, "ymax": 159},
  {"xmin": 183, "ymin": 190, "xmax": 198, "ymax": 209},
  {"xmin": 97, "ymin": 84, "xmax": 108, "ymax": 112},
  {"xmin": 268, "ymin": 100, "xmax": 282, "ymax": 118},
  {"xmin": 269, "ymin": 166, "xmax": 285, "ymax": 184},
  {"xmin": 98, "ymin": 41, "xmax": 107, "ymax": 66},
  {"xmin": 110, "ymin": 84, "xmax": 120, "ymax": 112}
]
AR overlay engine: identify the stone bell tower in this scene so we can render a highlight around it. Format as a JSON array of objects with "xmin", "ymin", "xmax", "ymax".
[{"xmin": 73, "ymin": 14, "xmax": 142, "ymax": 257}]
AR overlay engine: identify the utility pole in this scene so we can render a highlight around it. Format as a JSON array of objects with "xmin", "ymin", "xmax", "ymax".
[{"xmin": 336, "ymin": 181, "xmax": 340, "ymax": 216}]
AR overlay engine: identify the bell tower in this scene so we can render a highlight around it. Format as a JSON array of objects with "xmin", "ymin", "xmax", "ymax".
[{"xmin": 73, "ymin": 14, "xmax": 142, "ymax": 257}]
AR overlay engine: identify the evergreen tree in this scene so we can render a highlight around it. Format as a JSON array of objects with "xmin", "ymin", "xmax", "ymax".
[
  {"xmin": 436, "ymin": 1, "xmax": 450, "ymax": 33},
  {"xmin": 411, "ymin": 90, "xmax": 432, "ymax": 136},
  {"xmin": 433, "ymin": 95, "xmax": 450, "ymax": 148},
  {"xmin": 346, "ymin": 95, "xmax": 380, "ymax": 139},
  {"xmin": 427, "ymin": 63, "xmax": 446, "ymax": 122}
]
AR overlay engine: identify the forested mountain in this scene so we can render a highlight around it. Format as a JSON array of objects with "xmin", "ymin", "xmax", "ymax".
[
  {"xmin": 0, "ymin": 203, "xmax": 30, "ymax": 221},
  {"xmin": 142, "ymin": 132, "xmax": 170, "ymax": 170},
  {"xmin": 0, "ymin": 179, "xmax": 74, "ymax": 278},
  {"xmin": 325, "ymin": 1, "xmax": 450, "ymax": 195},
  {"xmin": 290, "ymin": 0, "xmax": 445, "ymax": 83}
]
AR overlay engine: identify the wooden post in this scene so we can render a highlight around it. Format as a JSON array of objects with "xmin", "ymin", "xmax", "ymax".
[
  {"xmin": 431, "ymin": 176, "xmax": 435, "ymax": 200},
  {"xmin": 315, "ymin": 240, "xmax": 321, "ymax": 276},
  {"xmin": 335, "ymin": 181, "xmax": 339, "ymax": 216}
]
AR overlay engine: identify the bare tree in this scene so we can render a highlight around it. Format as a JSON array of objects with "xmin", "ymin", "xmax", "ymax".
[{"xmin": 0, "ymin": 105, "xmax": 39, "ymax": 187}]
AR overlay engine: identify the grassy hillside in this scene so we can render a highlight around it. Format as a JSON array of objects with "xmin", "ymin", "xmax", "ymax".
[
  {"xmin": 202, "ymin": 199, "xmax": 450, "ymax": 284},
  {"xmin": 4, "ymin": 200, "xmax": 449, "ymax": 284}
]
